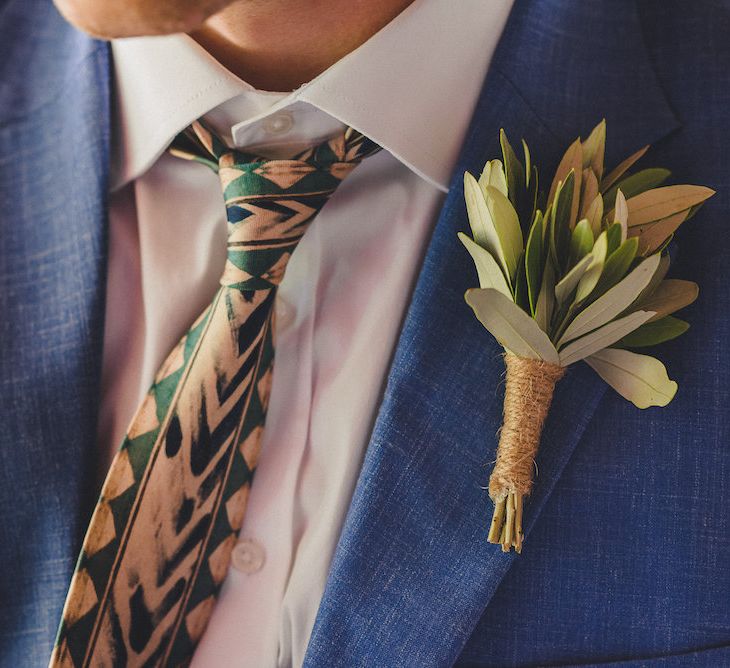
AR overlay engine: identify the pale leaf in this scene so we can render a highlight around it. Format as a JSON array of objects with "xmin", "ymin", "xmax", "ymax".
[
  {"xmin": 601, "ymin": 145, "xmax": 649, "ymax": 192},
  {"xmin": 575, "ymin": 230, "xmax": 608, "ymax": 302},
  {"xmin": 458, "ymin": 233, "xmax": 511, "ymax": 297},
  {"xmin": 586, "ymin": 348, "xmax": 677, "ymax": 408},
  {"xmin": 626, "ymin": 185, "xmax": 715, "ymax": 227},
  {"xmin": 555, "ymin": 253, "xmax": 593, "ymax": 307},
  {"xmin": 465, "ymin": 288, "xmax": 559, "ymax": 364},
  {"xmin": 478, "ymin": 159, "xmax": 508, "ymax": 197},
  {"xmin": 485, "ymin": 185, "xmax": 524, "ymax": 282},
  {"xmin": 634, "ymin": 253, "xmax": 670, "ymax": 306},
  {"xmin": 581, "ymin": 119, "xmax": 606, "ymax": 181},
  {"xmin": 463, "ymin": 172, "xmax": 510, "ymax": 283},
  {"xmin": 560, "ymin": 253, "xmax": 661, "ymax": 345},
  {"xmin": 558, "ymin": 310, "xmax": 654, "ymax": 366},
  {"xmin": 614, "ymin": 189, "xmax": 628, "ymax": 242},
  {"xmin": 535, "ymin": 259, "xmax": 556, "ymax": 333}
]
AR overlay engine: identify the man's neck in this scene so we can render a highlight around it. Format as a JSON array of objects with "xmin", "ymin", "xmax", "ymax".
[{"xmin": 190, "ymin": 0, "xmax": 417, "ymax": 91}]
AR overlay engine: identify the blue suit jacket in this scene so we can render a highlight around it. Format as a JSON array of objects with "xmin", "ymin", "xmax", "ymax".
[{"xmin": 1, "ymin": 0, "xmax": 729, "ymax": 665}]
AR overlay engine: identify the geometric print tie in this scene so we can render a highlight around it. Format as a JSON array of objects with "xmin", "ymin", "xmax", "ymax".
[{"xmin": 50, "ymin": 121, "xmax": 380, "ymax": 667}]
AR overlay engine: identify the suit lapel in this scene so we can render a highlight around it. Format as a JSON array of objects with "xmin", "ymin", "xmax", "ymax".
[
  {"xmin": 304, "ymin": 1, "xmax": 679, "ymax": 665},
  {"xmin": 0, "ymin": 1, "xmax": 110, "ymax": 655}
]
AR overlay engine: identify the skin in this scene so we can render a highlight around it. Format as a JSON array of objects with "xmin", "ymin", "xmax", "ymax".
[{"xmin": 53, "ymin": 0, "xmax": 417, "ymax": 91}]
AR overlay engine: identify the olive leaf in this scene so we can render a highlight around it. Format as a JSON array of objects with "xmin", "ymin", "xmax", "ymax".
[
  {"xmin": 548, "ymin": 138, "xmax": 582, "ymax": 226},
  {"xmin": 465, "ymin": 288, "xmax": 559, "ymax": 363},
  {"xmin": 581, "ymin": 119, "xmax": 606, "ymax": 182},
  {"xmin": 558, "ymin": 310, "xmax": 654, "ymax": 366},
  {"xmin": 586, "ymin": 348, "xmax": 677, "ymax": 408},
  {"xmin": 603, "ymin": 167, "xmax": 671, "ymax": 211},
  {"xmin": 626, "ymin": 185, "xmax": 715, "ymax": 228},
  {"xmin": 458, "ymin": 232, "xmax": 511, "ymax": 297},
  {"xmin": 637, "ymin": 278, "xmax": 699, "ymax": 321},
  {"xmin": 559, "ymin": 253, "xmax": 661, "ymax": 346},
  {"xmin": 525, "ymin": 210, "xmax": 545, "ymax": 314},
  {"xmin": 616, "ymin": 316, "xmax": 689, "ymax": 348}
]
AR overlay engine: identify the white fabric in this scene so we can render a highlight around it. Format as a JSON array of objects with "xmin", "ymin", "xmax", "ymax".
[{"xmin": 101, "ymin": 0, "xmax": 513, "ymax": 665}]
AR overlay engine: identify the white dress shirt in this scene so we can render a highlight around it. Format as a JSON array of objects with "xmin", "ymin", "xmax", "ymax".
[{"xmin": 101, "ymin": 0, "xmax": 514, "ymax": 665}]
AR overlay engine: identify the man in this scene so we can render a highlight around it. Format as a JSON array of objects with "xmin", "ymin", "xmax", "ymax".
[{"xmin": 0, "ymin": 0, "xmax": 728, "ymax": 665}]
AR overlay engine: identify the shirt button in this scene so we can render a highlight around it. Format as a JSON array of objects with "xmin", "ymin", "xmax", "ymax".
[
  {"xmin": 263, "ymin": 112, "xmax": 294, "ymax": 135},
  {"xmin": 231, "ymin": 538, "xmax": 266, "ymax": 574}
]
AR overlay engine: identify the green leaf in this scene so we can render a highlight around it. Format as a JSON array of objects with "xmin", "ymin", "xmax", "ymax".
[
  {"xmin": 605, "ymin": 222, "xmax": 623, "ymax": 255},
  {"xmin": 616, "ymin": 316, "xmax": 689, "ymax": 348},
  {"xmin": 465, "ymin": 288, "xmax": 559, "ymax": 363},
  {"xmin": 559, "ymin": 253, "xmax": 661, "ymax": 345},
  {"xmin": 485, "ymin": 185, "xmax": 524, "ymax": 283},
  {"xmin": 569, "ymin": 218, "xmax": 594, "ymax": 266},
  {"xmin": 525, "ymin": 211, "xmax": 544, "ymax": 314},
  {"xmin": 585, "ymin": 348, "xmax": 677, "ymax": 408},
  {"xmin": 513, "ymin": 252, "xmax": 530, "ymax": 312},
  {"xmin": 601, "ymin": 145, "xmax": 649, "ymax": 192},
  {"xmin": 535, "ymin": 258, "xmax": 556, "ymax": 332},
  {"xmin": 603, "ymin": 168, "xmax": 671, "ymax": 210},
  {"xmin": 558, "ymin": 310, "xmax": 654, "ymax": 366},
  {"xmin": 592, "ymin": 237, "xmax": 639, "ymax": 297},
  {"xmin": 463, "ymin": 172, "xmax": 511, "ymax": 285},
  {"xmin": 554, "ymin": 253, "xmax": 593, "ymax": 307},
  {"xmin": 548, "ymin": 138, "xmax": 582, "ymax": 223},
  {"xmin": 632, "ymin": 252, "xmax": 670, "ymax": 306},
  {"xmin": 575, "ymin": 229, "xmax": 608, "ymax": 302},
  {"xmin": 528, "ymin": 164, "xmax": 539, "ymax": 223},
  {"xmin": 500, "ymin": 130, "xmax": 525, "ymax": 215},
  {"xmin": 457, "ymin": 232, "xmax": 511, "ymax": 297},
  {"xmin": 549, "ymin": 171, "xmax": 576, "ymax": 271}
]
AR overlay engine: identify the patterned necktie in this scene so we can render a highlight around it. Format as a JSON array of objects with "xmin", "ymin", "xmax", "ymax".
[{"xmin": 51, "ymin": 121, "xmax": 380, "ymax": 667}]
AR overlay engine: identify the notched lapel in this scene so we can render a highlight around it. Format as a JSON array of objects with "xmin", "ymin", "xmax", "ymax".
[{"xmin": 305, "ymin": 1, "xmax": 680, "ymax": 666}]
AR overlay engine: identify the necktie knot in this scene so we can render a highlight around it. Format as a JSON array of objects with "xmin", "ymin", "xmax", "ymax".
[{"xmin": 171, "ymin": 121, "xmax": 380, "ymax": 290}]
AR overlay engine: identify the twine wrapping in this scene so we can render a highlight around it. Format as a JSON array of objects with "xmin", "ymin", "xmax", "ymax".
[{"xmin": 487, "ymin": 352, "xmax": 565, "ymax": 552}]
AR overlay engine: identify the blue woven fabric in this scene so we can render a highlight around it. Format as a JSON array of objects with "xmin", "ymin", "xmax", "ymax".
[{"xmin": 0, "ymin": 0, "xmax": 728, "ymax": 665}]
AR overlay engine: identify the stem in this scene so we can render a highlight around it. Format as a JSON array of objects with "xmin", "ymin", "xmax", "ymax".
[
  {"xmin": 486, "ymin": 353, "xmax": 565, "ymax": 553},
  {"xmin": 514, "ymin": 493, "xmax": 524, "ymax": 553},
  {"xmin": 503, "ymin": 493, "xmax": 515, "ymax": 550},
  {"xmin": 488, "ymin": 497, "xmax": 506, "ymax": 543}
]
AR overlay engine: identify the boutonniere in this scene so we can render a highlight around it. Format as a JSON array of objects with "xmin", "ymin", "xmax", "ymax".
[{"xmin": 460, "ymin": 120, "xmax": 714, "ymax": 553}]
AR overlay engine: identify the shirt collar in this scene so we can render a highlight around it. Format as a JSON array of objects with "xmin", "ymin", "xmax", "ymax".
[{"xmin": 110, "ymin": 0, "xmax": 514, "ymax": 193}]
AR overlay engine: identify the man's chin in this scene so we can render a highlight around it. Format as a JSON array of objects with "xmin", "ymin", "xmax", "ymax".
[{"xmin": 52, "ymin": 0, "xmax": 235, "ymax": 39}]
